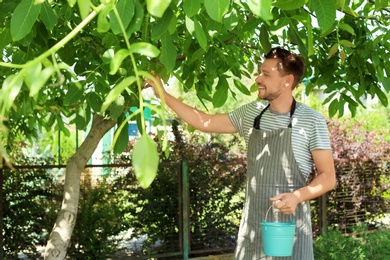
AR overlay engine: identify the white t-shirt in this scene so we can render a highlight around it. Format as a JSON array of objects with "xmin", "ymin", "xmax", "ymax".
[{"xmin": 228, "ymin": 100, "xmax": 331, "ymax": 179}]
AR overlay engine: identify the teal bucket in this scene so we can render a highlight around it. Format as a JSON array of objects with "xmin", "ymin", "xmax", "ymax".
[{"xmin": 261, "ymin": 205, "xmax": 296, "ymax": 257}]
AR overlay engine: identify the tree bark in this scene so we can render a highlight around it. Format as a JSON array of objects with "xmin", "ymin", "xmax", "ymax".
[{"xmin": 44, "ymin": 114, "xmax": 116, "ymax": 259}]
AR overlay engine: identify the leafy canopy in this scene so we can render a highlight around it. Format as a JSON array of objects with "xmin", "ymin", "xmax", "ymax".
[{"xmin": 0, "ymin": 0, "xmax": 389, "ymax": 185}]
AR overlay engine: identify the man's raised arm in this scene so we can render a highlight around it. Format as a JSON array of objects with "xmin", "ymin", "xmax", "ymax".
[{"xmin": 145, "ymin": 74, "xmax": 237, "ymax": 134}]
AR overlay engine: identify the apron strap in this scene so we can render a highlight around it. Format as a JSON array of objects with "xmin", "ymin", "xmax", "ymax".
[
  {"xmin": 287, "ymin": 98, "xmax": 297, "ymax": 128},
  {"xmin": 253, "ymin": 99, "xmax": 296, "ymax": 130},
  {"xmin": 253, "ymin": 104, "xmax": 270, "ymax": 129}
]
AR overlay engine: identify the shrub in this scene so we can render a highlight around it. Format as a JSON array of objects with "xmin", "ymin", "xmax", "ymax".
[
  {"xmin": 111, "ymin": 123, "xmax": 247, "ymax": 255},
  {"xmin": 313, "ymin": 226, "xmax": 390, "ymax": 260},
  {"xmin": 2, "ymin": 155, "xmax": 59, "ymax": 258},
  {"xmin": 325, "ymin": 119, "xmax": 390, "ymax": 232},
  {"xmin": 66, "ymin": 172, "xmax": 127, "ymax": 259}
]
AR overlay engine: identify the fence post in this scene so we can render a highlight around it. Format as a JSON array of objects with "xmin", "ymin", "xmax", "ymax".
[
  {"xmin": 318, "ymin": 193, "xmax": 328, "ymax": 235},
  {"xmin": 182, "ymin": 161, "xmax": 190, "ymax": 259}
]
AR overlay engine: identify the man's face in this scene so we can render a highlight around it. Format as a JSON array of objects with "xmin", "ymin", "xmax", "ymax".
[{"xmin": 255, "ymin": 58, "xmax": 285, "ymax": 101}]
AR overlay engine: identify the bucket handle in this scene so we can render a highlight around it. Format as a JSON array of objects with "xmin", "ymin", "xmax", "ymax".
[{"xmin": 264, "ymin": 204, "xmax": 294, "ymax": 224}]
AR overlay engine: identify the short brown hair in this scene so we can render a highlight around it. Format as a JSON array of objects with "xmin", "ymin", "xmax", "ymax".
[{"xmin": 265, "ymin": 47, "xmax": 305, "ymax": 88}]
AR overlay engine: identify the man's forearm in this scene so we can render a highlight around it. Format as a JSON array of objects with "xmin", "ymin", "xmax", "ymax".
[
  {"xmin": 293, "ymin": 172, "xmax": 336, "ymax": 203},
  {"xmin": 161, "ymin": 91, "xmax": 214, "ymax": 132}
]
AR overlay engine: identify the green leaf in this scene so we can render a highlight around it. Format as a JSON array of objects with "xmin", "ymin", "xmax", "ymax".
[
  {"xmin": 110, "ymin": 0, "xmax": 135, "ymax": 35},
  {"xmin": 2, "ymin": 75, "xmax": 23, "ymax": 111},
  {"xmin": 87, "ymin": 92, "xmax": 103, "ymax": 112},
  {"xmin": 102, "ymin": 49, "xmax": 115, "ymax": 64},
  {"xmin": 160, "ymin": 32, "xmax": 177, "ymax": 72},
  {"xmin": 24, "ymin": 62, "xmax": 42, "ymax": 89},
  {"xmin": 259, "ymin": 25, "xmax": 271, "ymax": 53},
  {"xmin": 30, "ymin": 67, "xmax": 55, "ymax": 98},
  {"xmin": 338, "ymin": 98, "xmax": 345, "ymax": 118},
  {"xmin": 338, "ymin": 22, "xmax": 355, "ymax": 35},
  {"xmin": 151, "ymin": 9, "xmax": 174, "ymax": 41},
  {"xmin": 246, "ymin": 0, "xmax": 273, "ymax": 21},
  {"xmin": 375, "ymin": 0, "xmax": 389, "ymax": 10},
  {"xmin": 183, "ymin": 0, "xmax": 201, "ymax": 17},
  {"xmin": 204, "ymin": 0, "xmax": 229, "ymax": 23},
  {"xmin": 40, "ymin": 1, "xmax": 58, "ymax": 31},
  {"xmin": 129, "ymin": 42, "xmax": 160, "ymax": 58},
  {"xmin": 327, "ymin": 43, "xmax": 338, "ymax": 59},
  {"xmin": 339, "ymin": 39, "xmax": 355, "ymax": 48},
  {"xmin": 324, "ymin": 82, "xmax": 344, "ymax": 94},
  {"xmin": 185, "ymin": 15, "xmax": 195, "ymax": 35},
  {"xmin": 194, "ymin": 17, "xmax": 207, "ymax": 50},
  {"xmin": 132, "ymin": 134, "xmax": 159, "ymax": 189},
  {"xmin": 126, "ymin": 0, "xmax": 144, "ymax": 35},
  {"xmin": 0, "ymin": 28, "xmax": 12, "ymax": 51},
  {"xmin": 322, "ymin": 92, "xmax": 337, "ymax": 107},
  {"xmin": 68, "ymin": 0, "xmax": 77, "ymax": 8},
  {"xmin": 110, "ymin": 49, "xmax": 131, "ymax": 75},
  {"xmin": 77, "ymin": 0, "xmax": 90, "ymax": 20},
  {"xmin": 270, "ymin": 17, "xmax": 291, "ymax": 32},
  {"xmin": 234, "ymin": 79, "xmax": 251, "ymax": 95},
  {"xmin": 11, "ymin": 0, "xmax": 42, "ymax": 41},
  {"xmin": 328, "ymin": 98, "xmax": 339, "ymax": 118},
  {"xmin": 101, "ymin": 76, "xmax": 137, "ymax": 113},
  {"xmin": 340, "ymin": 93, "xmax": 358, "ymax": 107},
  {"xmin": 146, "ymin": 0, "xmax": 172, "ymax": 18},
  {"xmin": 250, "ymin": 83, "xmax": 258, "ymax": 92},
  {"xmin": 307, "ymin": 13, "xmax": 314, "ymax": 56},
  {"xmin": 348, "ymin": 102, "xmax": 357, "ymax": 117},
  {"xmin": 274, "ymin": 0, "xmax": 306, "ymax": 10},
  {"xmin": 64, "ymin": 85, "xmax": 84, "ymax": 106},
  {"xmin": 190, "ymin": 48, "xmax": 205, "ymax": 63},
  {"xmin": 223, "ymin": 9, "xmax": 239, "ymax": 30},
  {"xmin": 113, "ymin": 117, "xmax": 129, "ymax": 155},
  {"xmin": 97, "ymin": 5, "xmax": 113, "ymax": 33},
  {"xmin": 374, "ymin": 85, "xmax": 388, "ymax": 107},
  {"xmin": 312, "ymin": 0, "xmax": 336, "ymax": 32},
  {"xmin": 110, "ymin": 95, "xmax": 125, "ymax": 119},
  {"xmin": 381, "ymin": 77, "xmax": 390, "ymax": 92},
  {"xmin": 212, "ymin": 77, "xmax": 229, "ymax": 108}
]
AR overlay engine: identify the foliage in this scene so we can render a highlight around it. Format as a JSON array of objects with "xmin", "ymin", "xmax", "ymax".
[
  {"xmin": 309, "ymin": 118, "xmax": 390, "ymax": 235},
  {"xmin": 1, "ymin": 0, "xmax": 389, "ymax": 180},
  {"xmin": 2, "ymin": 153, "xmax": 59, "ymax": 258},
  {"xmin": 110, "ymin": 124, "xmax": 247, "ymax": 255},
  {"xmin": 313, "ymin": 226, "xmax": 390, "ymax": 260},
  {"xmin": 4, "ymin": 114, "xmax": 389, "ymax": 257},
  {"xmin": 328, "ymin": 118, "xmax": 390, "ymax": 162},
  {"xmin": 67, "ymin": 174, "xmax": 126, "ymax": 259},
  {"xmin": 1, "ymin": 1, "xmax": 389, "ymax": 253}
]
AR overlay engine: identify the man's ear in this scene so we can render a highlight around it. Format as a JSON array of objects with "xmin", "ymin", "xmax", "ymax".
[{"xmin": 284, "ymin": 74, "xmax": 294, "ymax": 88}]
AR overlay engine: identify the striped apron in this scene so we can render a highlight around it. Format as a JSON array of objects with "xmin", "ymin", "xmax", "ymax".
[{"xmin": 234, "ymin": 100, "xmax": 314, "ymax": 260}]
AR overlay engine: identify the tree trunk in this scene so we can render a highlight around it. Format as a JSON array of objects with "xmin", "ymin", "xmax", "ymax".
[{"xmin": 44, "ymin": 114, "xmax": 116, "ymax": 259}]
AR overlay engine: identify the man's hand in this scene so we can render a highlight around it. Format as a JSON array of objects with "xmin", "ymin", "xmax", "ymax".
[
  {"xmin": 269, "ymin": 193, "xmax": 301, "ymax": 215},
  {"xmin": 144, "ymin": 71, "xmax": 165, "ymax": 98}
]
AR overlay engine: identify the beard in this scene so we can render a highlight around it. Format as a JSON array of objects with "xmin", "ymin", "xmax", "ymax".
[{"xmin": 257, "ymin": 86, "xmax": 282, "ymax": 101}]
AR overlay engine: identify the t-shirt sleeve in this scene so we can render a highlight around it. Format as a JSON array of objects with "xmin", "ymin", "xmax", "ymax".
[
  {"xmin": 228, "ymin": 103, "xmax": 250, "ymax": 137},
  {"xmin": 309, "ymin": 114, "xmax": 332, "ymax": 151}
]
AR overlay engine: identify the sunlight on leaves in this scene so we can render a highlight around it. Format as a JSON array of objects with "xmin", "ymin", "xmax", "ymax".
[
  {"xmin": 204, "ymin": 0, "xmax": 229, "ymax": 23},
  {"xmin": 77, "ymin": 0, "xmax": 90, "ymax": 20},
  {"xmin": 146, "ymin": 0, "xmax": 171, "ymax": 18},
  {"xmin": 11, "ymin": 0, "xmax": 41, "ymax": 41},
  {"xmin": 129, "ymin": 42, "xmax": 160, "ymax": 58},
  {"xmin": 132, "ymin": 134, "xmax": 159, "ymax": 189}
]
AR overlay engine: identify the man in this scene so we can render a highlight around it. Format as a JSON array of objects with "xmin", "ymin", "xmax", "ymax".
[{"xmin": 145, "ymin": 47, "xmax": 336, "ymax": 259}]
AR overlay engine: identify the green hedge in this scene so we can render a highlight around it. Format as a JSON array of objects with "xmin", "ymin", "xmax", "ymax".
[{"xmin": 314, "ymin": 226, "xmax": 390, "ymax": 259}]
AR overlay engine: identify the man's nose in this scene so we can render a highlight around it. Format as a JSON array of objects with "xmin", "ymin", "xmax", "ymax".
[{"xmin": 255, "ymin": 74, "xmax": 262, "ymax": 83}]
